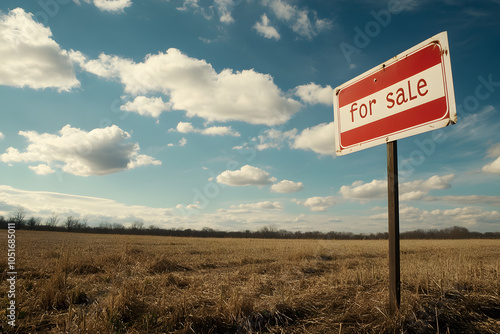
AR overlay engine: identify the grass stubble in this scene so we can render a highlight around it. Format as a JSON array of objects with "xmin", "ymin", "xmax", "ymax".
[{"xmin": 0, "ymin": 231, "xmax": 499, "ymax": 333}]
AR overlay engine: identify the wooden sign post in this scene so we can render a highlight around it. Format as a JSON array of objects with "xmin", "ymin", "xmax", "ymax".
[{"xmin": 387, "ymin": 141, "xmax": 400, "ymax": 313}]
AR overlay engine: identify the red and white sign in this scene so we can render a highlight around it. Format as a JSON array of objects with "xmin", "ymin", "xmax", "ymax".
[{"xmin": 334, "ymin": 31, "xmax": 457, "ymax": 155}]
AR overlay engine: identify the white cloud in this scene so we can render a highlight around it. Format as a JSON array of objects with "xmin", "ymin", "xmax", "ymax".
[
  {"xmin": 175, "ymin": 0, "xmax": 234, "ymax": 23},
  {"xmin": 167, "ymin": 137, "xmax": 187, "ymax": 147},
  {"xmin": 233, "ymin": 128, "xmax": 296, "ymax": 151},
  {"xmin": 294, "ymin": 83, "xmax": 333, "ymax": 105},
  {"xmin": 216, "ymin": 165, "xmax": 277, "ymax": 186},
  {"xmin": 176, "ymin": 122, "xmax": 195, "ymax": 133},
  {"xmin": 482, "ymin": 143, "xmax": 500, "ymax": 175},
  {"xmin": 215, "ymin": 0, "xmax": 235, "ymax": 23},
  {"xmin": 77, "ymin": 48, "xmax": 301, "ymax": 125},
  {"xmin": 271, "ymin": 180, "xmax": 303, "ymax": 193},
  {"xmin": 79, "ymin": 0, "xmax": 132, "ymax": 13},
  {"xmin": 0, "ymin": 132, "xmax": 4, "ymax": 140},
  {"xmin": 0, "ymin": 185, "xmax": 172, "ymax": 225},
  {"xmin": 0, "ymin": 8, "xmax": 79, "ymax": 92},
  {"xmin": 291, "ymin": 122, "xmax": 336, "ymax": 156},
  {"xmin": 253, "ymin": 14, "xmax": 280, "ymax": 40},
  {"xmin": 339, "ymin": 179, "xmax": 386, "ymax": 201},
  {"xmin": 28, "ymin": 164, "xmax": 55, "ymax": 175},
  {"xmin": 120, "ymin": 96, "xmax": 172, "ymax": 118},
  {"xmin": 172, "ymin": 122, "xmax": 240, "ymax": 137},
  {"xmin": 0, "ymin": 125, "xmax": 161, "ymax": 176},
  {"xmin": 93, "ymin": 0, "xmax": 132, "ymax": 12},
  {"xmin": 176, "ymin": 203, "xmax": 201, "ymax": 210},
  {"xmin": 486, "ymin": 143, "xmax": 500, "ymax": 158},
  {"xmin": 401, "ymin": 174, "xmax": 454, "ymax": 193},
  {"xmin": 202, "ymin": 126, "xmax": 240, "ymax": 137},
  {"xmin": 340, "ymin": 174, "xmax": 455, "ymax": 201},
  {"xmin": 482, "ymin": 157, "xmax": 500, "ymax": 175},
  {"xmin": 233, "ymin": 122, "xmax": 336, "ymax": 157},
  {"xmin": 370, "ymin": 205, "xmax": 500, "ymax": 230},
  {"xmin": 263, "ymin": 0, "xmax": 332, "ymax": 39},
  {"xmin": 230, "ymin": 201, "xmax": 284, "ymax": 210},
  {"xmin": 425, "ymin": 195, "xmax": 500, "ymax": 206},
  {"xmin": 292, "ymin": 196, "xmax": 336, "ymax": 212}
]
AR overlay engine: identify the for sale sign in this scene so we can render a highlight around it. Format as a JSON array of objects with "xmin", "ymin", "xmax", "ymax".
[{"xmin": 334, "ymin": 31, "xmax": 457, "ymax": 155}]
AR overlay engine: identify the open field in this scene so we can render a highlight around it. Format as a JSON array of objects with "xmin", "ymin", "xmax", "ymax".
[{"xmin": 1, "ymin": 231, "xmax": 499, "ymax": 333}]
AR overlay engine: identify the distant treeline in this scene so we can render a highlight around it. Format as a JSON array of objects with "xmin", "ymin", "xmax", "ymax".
[{"xmin": 1, "ymin": 209, "xmax": 499, "ymax": 239}]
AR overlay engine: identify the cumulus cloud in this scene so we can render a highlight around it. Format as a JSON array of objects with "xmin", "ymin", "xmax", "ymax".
[
  {"xmin": 0, "ymin": 125, "xmax": 161, "ymax": 176},
  {"xmin": 76, "ymin": 48, "xmax": 300, "ymax": 125},
  {"xmin": 28, "ymin": 164, "xmax": 55, "ymax": 175},
  {"xmin": 120, "ymin": 96, "xmax": 172, "ymax": 118},
  {"xmin": 253, "ymin": 14, "xmax": 280, "ymax": 40},
  {"xmin": 0, "ymin": 8, "xmax": 79, "ymax": 91},
  {"xmin": 176, "ymin": 203, "xmax": 201, "ymax": 210},
  {"xmin": 263, "ymin": 0, "xmax": 332, "ymax": 39},
  {"xmin": 172, "ymin": 122, "xmax": 240, "ymax": 137},
  {"xmin": 216, "ymin": 165, "xmax": 277, "ymax": 186},
  {"xmin": 294, "ymin": 83, "xmax": 333, "ymax": 105},
  {"xmin": 339, "ymin": 179, "xmax": 386, "ymax": 201},
  {"xmin": 231, "ymin": 201, "xmax": 284, "ymax": 210},
  {"xmin": 291, "ymin": 122, "xmax": 336, "ymax": 156},
  {"xmin": 0, "ymin": 132, "xmax": 4, "ymax": 140},
  {"xmin": 271, "ymin": 180, "xmax": 303, "ymax": 193},
  {"xmin": 78, "ymin": 0, "xmax": 132, "ymax": 13},
  {"xmin": 93, "ymin": 0, "xmax": 132, "ymax": 13},
  {"xmin": 482, "ymin": 143, "xmax": 500, "ymax": 175},
  {"xmin": 292, "ymin": 196, "xmax": 336, "ymax": 212},
  {"xmin": 483, "ymin": 158, "xmax": 500, "ymax": 175},
  {"xmin": 340, "ymin": 174, "xmax": 455, "ymax": 201}
]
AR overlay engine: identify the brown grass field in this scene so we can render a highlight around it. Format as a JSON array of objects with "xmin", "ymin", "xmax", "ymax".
[{"xmin": 1, "ymin": 230, "xmax": 499, "ymax": 333}]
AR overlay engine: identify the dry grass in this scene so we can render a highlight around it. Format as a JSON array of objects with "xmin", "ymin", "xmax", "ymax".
[{"xmin": 1, "ymin": 230, "xmax": 499, "ymax": 333}]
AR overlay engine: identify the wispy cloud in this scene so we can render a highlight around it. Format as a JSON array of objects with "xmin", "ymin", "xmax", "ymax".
[
  {"xmin": 170, "ymin": 122, "xmax": 240, "ymax": 137},
  {"xmin": 263, "ymin": 0, "xmax": 332, "ymax": 39},
  {"xmin": 253, "ymin": 13, "xmax": 280, "ymax": 40},
  {"xmin": 233, "ymin": 121, "xmax": 336, "ymax": 157}
]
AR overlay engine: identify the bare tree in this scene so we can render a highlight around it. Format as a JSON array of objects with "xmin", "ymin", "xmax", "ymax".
[
  {"xmin": 26, "ymin": 217, "xmax": 41, "ymax": 229},
  {"xmin": 130, "ymin": 221, "xmax": 144, "ymax": 230},
  {"xmin": 65, "ymin": 216, "xmax": 79, "ymax": 231},
  {"xmin": 112, "ymin": 223, "xmax": 124, "ymax": 230},
  {"xmin": 45, "ymin": 214, "xmax": 60, "ymax": 227},
  {"xmin": 11, "ymin": 208, "xmax": 26, "ymax": 228}
]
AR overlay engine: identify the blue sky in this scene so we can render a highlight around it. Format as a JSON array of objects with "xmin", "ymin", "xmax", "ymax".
[{"xmin": 0, "ymin": 0, "xmax": 499, "ymax": 233}]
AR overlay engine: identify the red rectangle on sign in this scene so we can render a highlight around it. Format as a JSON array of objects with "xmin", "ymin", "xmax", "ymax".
[{"xmin": 333, "ymin": 32, "xmax": 457, "ymax": 156}]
